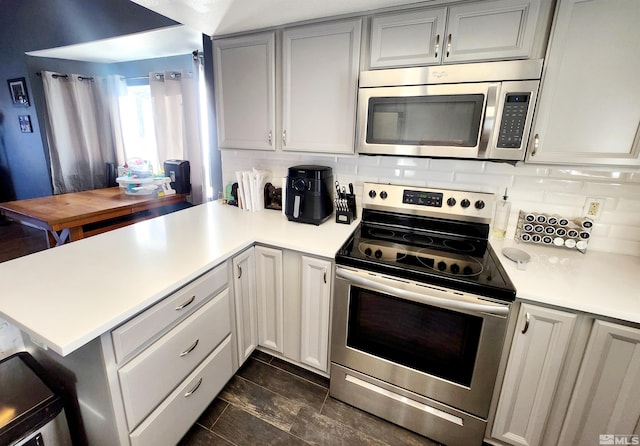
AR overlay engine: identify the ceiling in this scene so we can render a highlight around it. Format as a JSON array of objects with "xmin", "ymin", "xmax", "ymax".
[
  {"xmin": 25, "ymin": 25, "xmax": 203, "ymax": 64},
  {"xmin": 25, "ymin": 0, "xmax": 425, "ymax": 64},
  {"xmin": 129, "ymin": 0, "xmax": 425, "ymax": 37}
]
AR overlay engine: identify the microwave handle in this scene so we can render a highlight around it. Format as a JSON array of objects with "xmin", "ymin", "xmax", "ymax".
[
  {"xmin": 336, "ymin": 267, "xmax": 509, "ymax": 316},
  {"xmin": 478, "ymin": 84, "xmax": 499, "ymax": 158}
]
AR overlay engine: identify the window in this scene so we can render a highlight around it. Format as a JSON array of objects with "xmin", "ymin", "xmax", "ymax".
[{"xmin": 118, "ymin": 84, "xmax": 159, "ymax": 170}]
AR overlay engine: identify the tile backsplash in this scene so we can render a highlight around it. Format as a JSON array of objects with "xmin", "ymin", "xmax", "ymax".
[{"xmin": 221, "ymin": 150, "xmax": 640, "ymax": 256}]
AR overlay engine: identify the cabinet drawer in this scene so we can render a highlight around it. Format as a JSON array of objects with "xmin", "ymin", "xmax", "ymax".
[
  {"xmin": 119, "ymin": 289, "xmax": 230, "ymax": 430},
  {"xmin": 112, "ymin": 262, "xmax": 228, "ymax": 363},
  {"xmin": 129, "ymin": 335, "xmax": 233, "ymax": 446}
]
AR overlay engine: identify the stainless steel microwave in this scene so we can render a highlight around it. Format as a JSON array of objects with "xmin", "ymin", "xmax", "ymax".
[{"xmin": 357, "ymin": 59, "xmax": 543, "ymax": 161}]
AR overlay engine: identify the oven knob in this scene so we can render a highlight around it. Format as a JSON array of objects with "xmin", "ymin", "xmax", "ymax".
[
  {"xmin": 368, "ymin": 190, "xmax": 377, "ymax": 199},
  {"xmin": 463, "ymin": 266, "xmax": 474, "ymax": 275},
  {"xmin": 446, "ymin": 197, "xmax": 456, "ymax": 207},
  {"xmin": 460, "ymin": 199, "xmax": 471, "ymax": 208},
  {"xmin": 475, "ymin": 200, "xmax": 485, "ymax": 210},
  {"xmin": 374, "ymin": 249, "xmax": 383, "ymax": 259},
  {"xmin": 437, "ymin": 261, "xmax": 447, "ymax": 271},
  {"xmin": 364, "ymin": 247, "xmax": 372, "ymax": 256},
  {"xmin": 380, "ymin": 191, "xmax": 388, "ymax": 199},
  {"xmin": 450, "ymin": 263, "xmax": 460, "ymax": 274}
]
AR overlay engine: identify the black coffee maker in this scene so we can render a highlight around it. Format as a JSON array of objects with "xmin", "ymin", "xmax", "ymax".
[{"xmin": 285, "ymin": 165, "xmax": 333, "ymax": 225}]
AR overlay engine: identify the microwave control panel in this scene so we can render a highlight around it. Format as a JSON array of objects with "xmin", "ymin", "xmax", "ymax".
[{"xmin": 497, "ymin": 93, "xmax": 530, "ymax": 149}]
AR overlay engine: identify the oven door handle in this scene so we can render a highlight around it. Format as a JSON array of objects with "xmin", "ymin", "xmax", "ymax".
[{"xmin": 336, "ymin": 267, "xmax": 509, "ymax": 316}]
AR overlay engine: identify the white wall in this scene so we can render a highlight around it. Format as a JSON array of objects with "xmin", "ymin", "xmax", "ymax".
[{"xmin": 221, "ymin": 149, "xmax": 640, "ymax": 256}]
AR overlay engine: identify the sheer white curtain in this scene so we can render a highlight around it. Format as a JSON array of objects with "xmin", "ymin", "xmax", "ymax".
[
  {"xmin": 105, "ymin": 75, "xmax": 129, "ymax": 166},
  {"xmin": 149, "ymin": 65, "xmax": 207, "ymax": 204},
  {"xmin": 41, "ymin": 71, "xmax": 117, "ymax": 194}
]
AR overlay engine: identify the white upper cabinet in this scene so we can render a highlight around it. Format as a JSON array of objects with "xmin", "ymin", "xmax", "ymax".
[
  {"xmin": 213, "ymin": 32, "xmax": 276, "ymax": 150},
  {"xmin": 369, "ymin": 8, "xmax": 446, "ymax": 68},
  {"xmin": 526, "ymin": 0, "xmax": 640, "ymax": 166},
  {"xmin": 369, "ymin": 0, "xmax": 548, "ymax": 69},
  {"xmin": 282, "ymin": 19, "xmax": 362, "ymax": 153}
]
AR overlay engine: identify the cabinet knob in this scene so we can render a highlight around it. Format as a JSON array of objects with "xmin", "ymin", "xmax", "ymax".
[{"xmin": 522, "ymin": 312, "xmax": 531, "ymax": 334}]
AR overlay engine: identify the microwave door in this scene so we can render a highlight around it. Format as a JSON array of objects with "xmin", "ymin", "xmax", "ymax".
[{"xmin": 357, "ymin": 83, "xmax": 493, "ymax": 158}]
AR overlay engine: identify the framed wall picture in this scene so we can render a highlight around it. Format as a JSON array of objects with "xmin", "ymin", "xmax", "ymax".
[
  {"xmin": 7, "ymin": 77, "xmax": 30, "ymax": 106},
  {"xmin": 19, "ymin": 115, "xmax": 33, "ymax": 133}
]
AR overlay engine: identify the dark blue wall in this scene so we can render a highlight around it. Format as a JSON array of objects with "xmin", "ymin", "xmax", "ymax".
[{"xmin": 0, "ymin": 0, "xmax": 179, "ymax": 200}]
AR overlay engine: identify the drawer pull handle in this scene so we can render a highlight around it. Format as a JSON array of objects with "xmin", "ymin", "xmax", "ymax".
[
  {"xmin": 238, "ymin": 265, "xmax": 242, "ymax": 279},
  {"xmin": 522, "ymin": 312, "xmax": 531, "ymax": 334},
  {"xmin": 184, "ymin": 377, "xmax": 203, "ymax": 397},
  {"xmin": 175, "ymin": 296, "xmax": 195, "ymax": 311},
  {"xmin": 179, "ymin": 339, "xmax": 199, "ymax": 357},
  {"xmin": 324, "ymin": 269, "xmax": 327, "ymax": 284}
]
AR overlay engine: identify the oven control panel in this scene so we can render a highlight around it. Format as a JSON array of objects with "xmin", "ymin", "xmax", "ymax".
[
  {"xmin": 402, "ymin": 190, "xmax": 443, "ymax": 207},
  {"xmin": 363, "ymin": 182, "xmax": 494, "ymax": 223}
]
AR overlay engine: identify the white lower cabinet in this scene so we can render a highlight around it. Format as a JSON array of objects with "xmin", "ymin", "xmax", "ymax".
[
  {"xmin": 299, "ymin": 255, "xmax": 332, "ymax": 372},
  {"xmin": 557, "ymin": 321, "xmax": 640, "ymax": 444},
  {"xmin": 250, "ymin": 246, "xmax": 334, "ymax": 374},
  {"xmin": 232, "ymin": 246, "xmax": 258, "ymax": 364},
  {"xmin": 118, "ymin": 291, "xmax": 231, "ymax": 430},
  {"xmin": 255, "ymin": 246, "xmax": 284, "ymax": 353},
  {"xmin": 492, "ymin": 303, "xmax": 577, "ymax": 446},
  {"xmin": 491, "ymin": 303, "xmax": 640, "ymax": 446},
  {"xmin": 129, "ymin": 337, "xmax": 232, "ymax": 446}
]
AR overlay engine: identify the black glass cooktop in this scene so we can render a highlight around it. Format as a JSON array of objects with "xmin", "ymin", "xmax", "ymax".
[{"xmin": 336, "ymin": 210, "xmax": 516, "ymax": 302}]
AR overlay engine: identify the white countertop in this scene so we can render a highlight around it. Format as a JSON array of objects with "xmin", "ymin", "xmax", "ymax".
[
  {"xmin": 0, "ymin": 202, "xmax": 357, "ymax": 356},
  {"xmin": 491, "ymin": 239, "xmax": 640, "ymax": 324},
  {"xmin": 1, "ymin": 202, "xmax": 638, "ymax": 358}
]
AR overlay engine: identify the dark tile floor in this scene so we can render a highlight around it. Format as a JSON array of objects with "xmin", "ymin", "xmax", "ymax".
[
  {"xmin": 0, "ymin": 219, "xmax": 48, "ymax": 263},
  {"xmin": 178, "ymin": 350, "xmax": 442, "ymax": 446}
]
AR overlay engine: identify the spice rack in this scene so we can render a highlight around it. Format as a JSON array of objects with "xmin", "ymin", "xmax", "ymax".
[{"xmin": 515, "ymin": 211, "xmax": 593, "ymax": 253}]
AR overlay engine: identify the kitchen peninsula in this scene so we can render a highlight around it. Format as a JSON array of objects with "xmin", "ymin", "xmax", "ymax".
[{"xmin": 0, "ymin": 202, "xmax": 638, "ymax": 446}]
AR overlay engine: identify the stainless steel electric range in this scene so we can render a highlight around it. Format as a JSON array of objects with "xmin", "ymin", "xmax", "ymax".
[{"xmin": 330, "ymin": 182, "xmax": 515, "ymax": 446}]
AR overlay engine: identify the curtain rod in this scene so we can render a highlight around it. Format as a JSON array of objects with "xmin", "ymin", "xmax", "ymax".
[{"xmin": 36, "ymin": 71, "xmax": 94, "ymax": 81}]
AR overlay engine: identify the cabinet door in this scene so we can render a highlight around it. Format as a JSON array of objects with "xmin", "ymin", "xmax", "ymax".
[
  {"xmin": 299, "ymin": 256, "xmax": 332, "ymax": 372},
  {"xmin": 557, "ymin": 320, "xmax": 640, "ymax": 444},
  {"xmin": 255, "ymin": 246, "xmax": 284, "ymax": 354},
  {"xmin": 232, "ymin": 247, "xmax": 257, "ymax": 364},
  {"xmin": 526, "ymin": 0, "xmax": 640, "ymax": 166},
  {"xmin": 369, "ymin": 8, "xmax": 446, "ymax": 68},
  {"xmin": 445, "ymin": 0, "xmax": 541, "ymax": 64},
  {"xmin": 282, "ymin": 19, "xmax": 361, "ymax": 154},
  {"xmin": 213, "ymin": 32, "xmax": 276, "ymax": 150},
  {"xmin": 492, "ymin": 303, "xmax": 577, "ymax": 446}
]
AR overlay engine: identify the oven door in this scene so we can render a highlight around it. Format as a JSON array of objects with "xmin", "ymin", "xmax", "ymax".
[
  {"xmin": 331, "ymin": 266, "xmax": 509, "ymax": 419},
  {"xmin": 357, "ymin": 82, "xmax": 498, "ymax": 159}
]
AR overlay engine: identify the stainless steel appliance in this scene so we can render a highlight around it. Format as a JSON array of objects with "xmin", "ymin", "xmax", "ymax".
[
  {"xmin": 330, "ymin": 182, "xmax": 515, "ymax": 446},
  {"xmin": 357, "ymin": 59, "xmax": 542, "ymax": 161},
  {"xmin": 0, "ymin": 352, "xmax": 72, "ymax": 446},
  {"xmin": 285, "ymin": 165, "xmax": 333, "ymax": 225}
]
